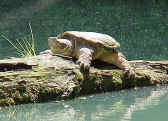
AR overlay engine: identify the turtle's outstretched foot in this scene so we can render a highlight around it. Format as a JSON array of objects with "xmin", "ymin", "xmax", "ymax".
[
  {"xmin": 76, "ymin": 58, "xmax": 90, "ymax": 72},
  {"xmin": 76, "ymin": 48, "xmax": 93, "ymax": 73},
  {"xmin": 104, "ymin": 50, "xmax": 136, "ymax": 80},
  {"xmin": 124, "ymin": 67, "xmax": 136, "ymax": 80}
]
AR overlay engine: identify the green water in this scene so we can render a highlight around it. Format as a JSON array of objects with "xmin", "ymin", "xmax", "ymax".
[
  {"xmin": 0, "ymin": 1, "xmax": 168, "ymax": 121},
  {"xmin": 0, "ymin": 0, "xmax": 168, "ymax": 59},
  {"xmin": 0, "ymin": 85, "xmax": 168, "ymax": 121}
]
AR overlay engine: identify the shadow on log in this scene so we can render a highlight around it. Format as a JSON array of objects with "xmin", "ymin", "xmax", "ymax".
[{"xmin": 0, "ymin": 54, "xmax": 168, "ymax": 106}]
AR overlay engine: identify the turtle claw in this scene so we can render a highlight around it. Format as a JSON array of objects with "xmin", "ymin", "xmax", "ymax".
[
  {"xmin": 124, "ymin": 68, "xmax": 136, "ymax": 80},
  {"xmin": 76, "ymin": 60, "xmax": 90, "ymax": 73}
]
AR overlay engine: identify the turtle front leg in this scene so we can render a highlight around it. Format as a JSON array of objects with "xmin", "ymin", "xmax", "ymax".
[
  {"xmin": 76, "ymin": 48, "xmax": 94, "ymax": 71},
  {"xmin": 113, "ymin": 51, "xmax": 135, "ymax": 80}
]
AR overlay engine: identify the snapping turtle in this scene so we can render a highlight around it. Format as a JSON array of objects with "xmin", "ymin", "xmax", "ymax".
[{"xmin": 42, "ymin": 31, "xmax": 135, "ymax": 79}]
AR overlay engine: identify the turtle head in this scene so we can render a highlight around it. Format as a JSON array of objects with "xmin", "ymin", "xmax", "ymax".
[{"xmin": 48, "ymin": 37, "xmax": 73, "ymax": 56}]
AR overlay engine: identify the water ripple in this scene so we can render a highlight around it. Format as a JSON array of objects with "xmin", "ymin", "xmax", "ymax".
[{"xmin": 0, "ymin": 85, "xmax": 168, "ymax": 121}]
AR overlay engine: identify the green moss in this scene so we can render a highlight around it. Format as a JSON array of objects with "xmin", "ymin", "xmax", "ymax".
[
  {"xmin": 22, "ymin": 93, "xmax": 30, "ymax": 102},
  {"xmin": 110, "ymin": 70, "xmax": 123, "ymax": 84},
  {"xmin": 12, "ymin": 91, "xmax": 23, "ymax": 101},
  {"xmin": 0, "ymin": 98, "xmax": 15, "ymax": 106},
  {"xmin": 100, "ymin": 70, "xmax": 123, "ymax": 91},
  {"xmin": 73, "ymin": 69, "xmax": 84, "ymax": 82}
]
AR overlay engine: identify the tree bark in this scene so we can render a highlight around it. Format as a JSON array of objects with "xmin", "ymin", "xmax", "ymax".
[{"xmin": 0, "ymin": 54, "xmax": 168, "ymax": 106}]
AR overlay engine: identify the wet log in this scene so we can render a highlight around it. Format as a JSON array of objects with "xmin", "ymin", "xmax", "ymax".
[{"xmin": 0, "ymin": 54, "xmax": 168, "ymax": 106}]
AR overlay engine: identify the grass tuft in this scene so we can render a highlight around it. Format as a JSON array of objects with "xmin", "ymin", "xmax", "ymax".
[{"xmin": 1, "ymin": 23, "xmax": 36, "ymax": 57}]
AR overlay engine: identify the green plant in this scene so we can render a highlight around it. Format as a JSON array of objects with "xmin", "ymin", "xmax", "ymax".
[{"xmin": 1, "ymin": 23, "xmax": 36, "ymax": 57}]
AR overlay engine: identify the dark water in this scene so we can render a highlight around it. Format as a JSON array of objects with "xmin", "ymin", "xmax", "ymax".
[
  {"xmin": 0, "ymin": 85, "xmax": 168, "ymax": 121},
  {"xmin": 0, "ymin": 1, "xmax": 168, "ymax": 121},
  {"xmin": 0, "ymin": 0, "xmax": 168, "ymax": 60}
]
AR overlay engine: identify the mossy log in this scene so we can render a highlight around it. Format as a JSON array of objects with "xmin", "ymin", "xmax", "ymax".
[{"xmin": 0, "ymin": 54, "xmax": 168, "ymax": 106}]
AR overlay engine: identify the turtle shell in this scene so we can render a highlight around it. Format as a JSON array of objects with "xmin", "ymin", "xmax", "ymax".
[{"xmin": 57, "ymin": 31, "xmax": 120, "ymax": 49}]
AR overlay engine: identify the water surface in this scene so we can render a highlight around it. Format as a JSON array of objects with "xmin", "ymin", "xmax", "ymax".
[
  {"xmin": 0, "ymin": 0, "xmax": 168, "ymax": 59},
  {"xmin": 0, "ymin": 85, "xmax": 168, "ymax": 121}
]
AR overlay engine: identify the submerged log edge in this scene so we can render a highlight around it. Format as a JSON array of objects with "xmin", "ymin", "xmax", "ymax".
[{"xmin": 0, "ymin": 54, "xmax": 168, "ymax": 106}]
